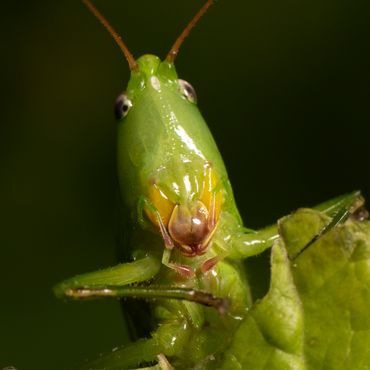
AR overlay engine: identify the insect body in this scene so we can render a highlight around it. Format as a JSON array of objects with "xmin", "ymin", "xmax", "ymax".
[{"xmin": 55, "ymin": 1, "xmax": 363, "ymax": 369}]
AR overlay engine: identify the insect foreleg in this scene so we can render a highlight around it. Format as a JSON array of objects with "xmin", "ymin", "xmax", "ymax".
[
  {"xmin": 54, "ymin": 256, "xmax": 161, "ymax": 299},
  {"xmin": 293, "ymin": 191, "xmax": 365, "ymax": 258},
  {"xmin": 313, "ymin": 190, "xmax": 364, "ymax": 217},
  {"xmin": 62, "ymin": 284, "xmax": 228, "ymax": 312},
  {"xmin": 228, "ymin": 191, "xmax": 364, "ymax": 259},
  {"xmin": 54, "ymin": 255, "xmax": 228, "ymax": 312},
  {"xmin": 228, "ymin": 224, "xmax": 279, "ymax": 259}
]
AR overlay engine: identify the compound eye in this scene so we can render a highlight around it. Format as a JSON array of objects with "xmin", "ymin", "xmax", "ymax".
[
  {"xmin": 178, "ymin": 79, "xmax": 197, "ymax": 104},
  {"xmin": 114, "ymin": 93, "xmax": 132, "ymax": 120}
]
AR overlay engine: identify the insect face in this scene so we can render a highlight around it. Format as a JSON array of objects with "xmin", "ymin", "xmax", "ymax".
[{"xmin": 146, "ymin": 163, "xmax": 223, "ymax": 257}]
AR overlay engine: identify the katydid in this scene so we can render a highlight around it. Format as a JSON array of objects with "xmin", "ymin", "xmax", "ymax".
[{"xmin": 54, "ymin": 1, "xmax": 364, "ymax": 368}]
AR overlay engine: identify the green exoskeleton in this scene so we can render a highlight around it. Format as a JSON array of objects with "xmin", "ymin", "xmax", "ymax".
[{"xmin": 55, "ymin": 1, "xmax": 365, "ymax": 369}]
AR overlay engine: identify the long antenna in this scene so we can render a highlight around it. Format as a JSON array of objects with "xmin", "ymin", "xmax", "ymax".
[
  {"xmin": 82, "ymin": 0, "xmax": 138, "ymax": 71},
  {"xmin": 166, "ymin": 0, "xmax": 215, "ymax": 63}
]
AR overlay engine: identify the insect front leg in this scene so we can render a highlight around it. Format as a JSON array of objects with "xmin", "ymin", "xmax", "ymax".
[
  {"xmin": 54, "ymin": 256, "xmax": 161, "ymax": 299},
  {"xmin": 293, "ymin": 190, "xmax": 365, "ymax": 258},
  {"xmin": 54, "ymin": 255, "xmax": 228, "ymax": 311},
  {"xmin": 228, "ymin": 191, "xmax": 365, "ymax": 259},
  {"xmin": 228, "ymin": 224, "xmax": 279, "ymax": 259}
]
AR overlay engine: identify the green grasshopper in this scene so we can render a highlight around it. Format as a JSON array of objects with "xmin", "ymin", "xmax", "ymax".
[{"xmin": 54, "ymin": 1, "xmax": 364, "ymax": 369}]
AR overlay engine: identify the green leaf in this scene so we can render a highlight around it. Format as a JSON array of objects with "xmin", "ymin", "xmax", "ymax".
[{"xmin": 220, "ymin": 208, "xmax": 370, "ymax": 369}]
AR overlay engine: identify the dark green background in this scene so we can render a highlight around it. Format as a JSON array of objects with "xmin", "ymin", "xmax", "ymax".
[{"xmin": 1, "ymin": 1, "xmax": 369, "ymax": 369}]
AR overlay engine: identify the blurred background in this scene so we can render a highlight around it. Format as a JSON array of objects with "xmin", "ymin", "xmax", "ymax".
[{"xmin": 1, "ymin": 0, "xmax": 369, "ymax": 369}]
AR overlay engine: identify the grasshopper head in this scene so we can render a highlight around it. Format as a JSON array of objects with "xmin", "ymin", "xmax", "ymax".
[{"xmin": 82, "ymin": 0, "xmax": 225, "ymax": 258}]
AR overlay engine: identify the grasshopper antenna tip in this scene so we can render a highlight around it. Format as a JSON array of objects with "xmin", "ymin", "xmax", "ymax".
[{"xmin": 166, "ymin": 0, "xmax": 215, "ymax": 63}]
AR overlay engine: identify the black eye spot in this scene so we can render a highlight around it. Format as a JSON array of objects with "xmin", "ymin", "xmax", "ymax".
[
  {"xmin": 178, "ymin": 79, "xmax": 197, "ymax": 104},
  {"xmin": 114, "ymin": 93, "xmax": 132, "ymax": 120}
]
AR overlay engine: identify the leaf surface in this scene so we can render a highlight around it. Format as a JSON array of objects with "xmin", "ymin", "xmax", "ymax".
[{"xmin": 220, "ymin": 209, "xmax": 370, "ymax": 370}]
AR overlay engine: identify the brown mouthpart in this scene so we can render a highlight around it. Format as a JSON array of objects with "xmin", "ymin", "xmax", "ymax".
[{"xmin": 168, "ymin": 201, "xmax": 218, "ymax": 257}]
